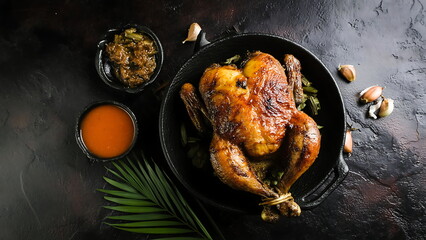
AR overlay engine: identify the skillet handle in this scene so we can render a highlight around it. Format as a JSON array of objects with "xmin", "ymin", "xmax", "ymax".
[
  {"xmin": 194, "ymin": 27, "xmax": 241, "ymax": 53},
  {"xmin": 194, "ymin": 30, "xmax": 211, "ymax": 53},
  {"xmin": 299, "ymin": 153, "xmax": 349, "ymax": 209}
]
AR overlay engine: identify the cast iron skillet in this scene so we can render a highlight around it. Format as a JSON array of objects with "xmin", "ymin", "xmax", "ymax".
[{"xmin": 159, "ymin": 31, "xmax": 348, "ymax": 213}]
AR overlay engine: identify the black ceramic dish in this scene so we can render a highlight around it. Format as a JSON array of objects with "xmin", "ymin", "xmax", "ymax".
[
  {"xmin": 159, "ymin": 32, "xmax": 349, "ymax": 213},
  {"xmin": 95, "ymin": 24, "xmax": 164, "ymax": 94},
  {"xmin": 75, "ymin": 101, "xmax": 138, "ymax": 162}
]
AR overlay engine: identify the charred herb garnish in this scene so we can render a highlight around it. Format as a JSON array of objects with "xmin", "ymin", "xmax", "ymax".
[
  {"xmin": 264, "ymin": 170, "xmax": 285, "ymax": 187},
  {"xmin": 297, "ymin": 75, "xmax": 321, "ymax": 116},
  {"xmin": 181, "ymin": 123, "xmax": 209, "ymax": 169},
  {"xmin": 222, "ymin": 54, "xmax": 241, "ymax": 65}
]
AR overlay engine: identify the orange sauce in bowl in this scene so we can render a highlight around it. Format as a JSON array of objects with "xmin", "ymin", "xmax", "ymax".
[{"xmin": 80, "ymin": 104, "xmax": 135, "ymax": 159}]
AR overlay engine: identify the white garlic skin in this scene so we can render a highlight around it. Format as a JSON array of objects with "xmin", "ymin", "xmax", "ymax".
[{"xmin": 368, "ymin": 97, "xmax": 383, "ymax": 119}]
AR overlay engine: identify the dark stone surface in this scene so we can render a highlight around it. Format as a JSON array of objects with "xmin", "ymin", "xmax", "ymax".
[{"xmin": 0, "ymin": 0, "xmax": 425, "ymax": 239}]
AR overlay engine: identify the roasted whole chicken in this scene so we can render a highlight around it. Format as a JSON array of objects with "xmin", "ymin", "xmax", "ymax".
[{"xmin": 180, "ymin": 51, "xmax": 321, "ymax": 222}]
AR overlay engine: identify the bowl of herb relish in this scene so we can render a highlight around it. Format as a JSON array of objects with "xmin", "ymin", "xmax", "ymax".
[{"xmin": 96, "ymin": 24, "xmax": 164, "ymax": 93}]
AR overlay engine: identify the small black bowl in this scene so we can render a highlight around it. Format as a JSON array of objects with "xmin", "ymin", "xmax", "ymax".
[
  {"xmin": 95, "ymin": 24, "xmax": 164, "ymax": 94},
  {"xmin": 75, "ymin": 101, "xmax": 138, "ymax": 162}
]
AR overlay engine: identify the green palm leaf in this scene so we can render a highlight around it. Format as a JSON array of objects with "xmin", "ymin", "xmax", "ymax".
[
  {"xmin": 103, "ymin": 176, "xmax": 137, "ymax": 193},
  {"xmin": 107, "ymin": 225, "xmax": 194, "ymax": 234},
  {"xmin": 98, "ymin": 151, "xmax": 215, "ymax": 240},
  {"xmin": 103, "ymin": 206, "xmax": 164, "ymax": 213},
  {"xmin": 153, "ymin": 237, "xmax": 205, "ymax": 240},
  {"xmin": 107, "ymin": 213, "xmax": 171, "ymax": 221},
  {"xmin": 97, "ymin": 189, "xmax": 145, "ymax": 199},
  {"xmin": 104, "ymin": 196, "xmax": 153, "ymax": 206},
  {"xmin": 107, "ymin": 220, "xmax": 185, "ymax": 227}
]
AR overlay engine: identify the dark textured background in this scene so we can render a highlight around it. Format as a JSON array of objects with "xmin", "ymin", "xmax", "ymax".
[{"xmin": 0, "ymin": 0, "xmax": 425, "ymax": 239}]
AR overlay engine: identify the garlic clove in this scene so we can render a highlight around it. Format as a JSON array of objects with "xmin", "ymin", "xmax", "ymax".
[
  {"xmin": 338, "ymin": 65, "xmax": 356, "ymax": 82},
  {"xmin": 368, "ymin": 97, "xmax": 383, "ymax": 119},
  {"xmin": 359, "ymin": 85, "xmax": 375, "ymax": 97},
  {"xmin": 379, "ymin": 98, "xmax": 394, "ymax": 117},
  {"xmin": 360, "ymin": 85, "xmax": 384, "ymax": 103},
  {"xmin": 344, "ymin": 130, "xmax": 353, "ymax": 153},
  {"xmin": 182, "ymin": 23, "xmax": 202, "ymax": 44}
]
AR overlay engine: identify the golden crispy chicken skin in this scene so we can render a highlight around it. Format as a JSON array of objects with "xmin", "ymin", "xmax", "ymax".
[
  {"xmin": 180, "ymin": 51, "xmax": 321, "ymax": 221},
  {"xmin": 210, "ymin": 134, "xmax": 278, "ymax": 198},
  {"xmin": 199, "ymin": 53, "xmax": 295, "ymax": 158}
]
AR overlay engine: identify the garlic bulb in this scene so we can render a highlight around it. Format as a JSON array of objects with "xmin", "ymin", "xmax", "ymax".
[
  {"xmin": 378, "ymin": 98, "xmax": 394, "ymax": 117},
  {"xmin": 182, "ymin": 23, "xmax": 202, "ymax": 44},
  {"xmin": 359, "ymin": 86, "xmax": 384, "ymax": 103}
]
